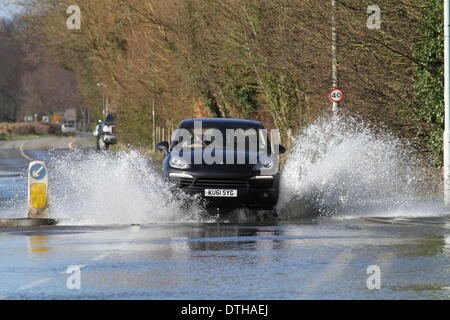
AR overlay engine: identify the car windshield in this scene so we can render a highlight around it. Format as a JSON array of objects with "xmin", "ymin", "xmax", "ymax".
[{"xmin": 172, "ymin": 121, "xmax": 270, "ymax": 153}]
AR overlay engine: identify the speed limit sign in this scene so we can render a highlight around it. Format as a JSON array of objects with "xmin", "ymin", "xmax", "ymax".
[{"xmin": 329, "ymin": 88, "xmax": 344, "ymax": 103}]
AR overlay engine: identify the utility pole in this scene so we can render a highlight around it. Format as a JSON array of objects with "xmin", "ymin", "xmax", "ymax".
[
  {"xmin": 332, "ymin": 0, "xmax": 339, "ymax": 114},
  {"xmin": 444, "ymin": 0, "xmax": 450, "ymax": 205},
  {"xmin": 152, "ymin": 99, "xmax": 156, "ymax": 152},
  {"xmin": 97, "ymin": 82, "xmax": 106, "ymax": 119},
  {"xmin": 105, "ymin": 96, "xmax": 109, "ymax": 116}
]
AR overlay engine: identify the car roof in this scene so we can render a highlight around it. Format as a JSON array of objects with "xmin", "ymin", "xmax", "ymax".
[{"xmin": 181, "ymin": 118, "xmax": 263, "ymax": 127}]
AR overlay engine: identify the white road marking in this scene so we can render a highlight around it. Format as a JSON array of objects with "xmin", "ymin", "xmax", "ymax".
[
  {"xmin": 19, "ymin": 142, "xmax": 34, "ymax": 161},
  {"xmin": 306, "ymin": 250, "xmax": 393, "ymax": 296},
  {"xmin": 18, "ymin": 278, "xmax": 51, "ymax": 290},
  {"xmin": 93, "ymin": 242, "xmax": 129, "ymax": 261},
  {"xmin": 93, "ymin": 226, "xmax": 141, "ymax": 261},
  {"xmin": 304, "ymin": 249, "xmax": 354, "ymax": 297},
  {"xmin": 32, "ymin": 165, "xmax": 44, "ymax": 178},
  {"xmin": 375, "ymin": 251, "xmax": 393, "ymax": 286},
  {"xmin": 92, "ymin": 252, "xmax": 112, "ymax": 261},
  {"xmin": 20, "ymin": 138, "xmax": 76, "ymax": 161}
]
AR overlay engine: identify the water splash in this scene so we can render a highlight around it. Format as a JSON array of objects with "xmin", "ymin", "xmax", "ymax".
[
  {"xmin": 278, "ymin": 115, "xmax": 444, "ymax": 218},
  {"xmin": 0, "ymin": 175, "xmax": 27, "ymax": 219},
  {"xmin": 47, "ymin": 150, "xmax": 205, "ymax": 226},
  {"xmin": 0, "ymin": 116, "xmax": 446, "ymax": 224}
]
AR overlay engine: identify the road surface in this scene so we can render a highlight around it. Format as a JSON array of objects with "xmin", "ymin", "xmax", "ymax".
[{"xmin": 0, "ymin": 136, "xmax": 450, "ymax": 300}]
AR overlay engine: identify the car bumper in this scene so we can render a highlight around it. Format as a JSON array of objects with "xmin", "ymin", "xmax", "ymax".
[{"xmin": 168, "ymin": 173, "xmax": 280, "ymax": 209}]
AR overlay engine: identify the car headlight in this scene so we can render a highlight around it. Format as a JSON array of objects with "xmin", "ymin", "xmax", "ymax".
[
  {"xmin": 253, "ymin": 156, "xmax": 274, "ymax": 171},
  {"xmin": 170, "ymin": 156, "xmax": 191, "ymax": 169}
]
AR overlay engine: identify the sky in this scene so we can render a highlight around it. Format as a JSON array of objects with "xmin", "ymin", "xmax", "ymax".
[{"xmin": 0, "ymin": 2, "xmax": 21, "ymax": 19}]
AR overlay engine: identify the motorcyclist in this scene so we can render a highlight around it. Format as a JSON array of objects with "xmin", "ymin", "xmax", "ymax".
[{"xmin": 94, "ymin": 113, "xmax": 117, "ymax": 150}]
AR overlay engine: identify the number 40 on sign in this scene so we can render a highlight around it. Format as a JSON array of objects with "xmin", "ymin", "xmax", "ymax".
[{"xmin": 329, "ymin": 88, "xmax": 344, "ymax": 103}]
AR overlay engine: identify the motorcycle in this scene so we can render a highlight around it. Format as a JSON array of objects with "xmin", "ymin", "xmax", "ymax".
[{"xmin": 94, "ymin": 114, "xmax": 117, "ymax": 150}]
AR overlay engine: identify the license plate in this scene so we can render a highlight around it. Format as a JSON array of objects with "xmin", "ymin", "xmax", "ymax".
[{"xmin": 205, "ymin": 189, "xmax": 238, "ymax": 197}]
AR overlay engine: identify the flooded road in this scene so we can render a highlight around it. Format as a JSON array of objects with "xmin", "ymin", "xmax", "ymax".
[
  {"xmin": 1, "ymin": 136, "xmax": 450, "ymax": 300},
  {"xmin": 1, "ymin": 218, "xmax": 450, "ymax": 299}
]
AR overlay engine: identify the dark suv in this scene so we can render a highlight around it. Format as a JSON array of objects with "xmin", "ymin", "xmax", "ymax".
[{"xmin": 156, "ymin": 118, "xmax": 286, "ymax": 211}]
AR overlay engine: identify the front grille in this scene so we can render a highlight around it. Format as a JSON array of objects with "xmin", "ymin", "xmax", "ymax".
[
  {"xmin": 170, "ymin": 177, "xmax": 194, "ymax": 188},
  {"xmin": 194, "ymin": 178, "xmax": 248, "ymax": 189},
  {"xmin": 248, "ymin": 179, "xmax": 274, "ymax": 189},
  {"xmin": 180, "ymin": 178, "xmax": 194, "ymax": 188}
]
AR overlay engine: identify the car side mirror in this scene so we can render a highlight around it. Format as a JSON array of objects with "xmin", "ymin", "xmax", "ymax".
[
  {"xmin": 278, "ymin": 144, "xmax": 287, "ymax": 155},
  {"xmin": 156, "ymin": 141, "xmax": 169, "ymax": 154}
]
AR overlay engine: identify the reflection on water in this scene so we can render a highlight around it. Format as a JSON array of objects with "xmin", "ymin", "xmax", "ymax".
[
  {"xmin": 27, "ymin": 236, "xmax": 49, "ymax": 254},
  {"xmin": 0, "ymin": 217, "xmax": 449, "ymax": 299}
]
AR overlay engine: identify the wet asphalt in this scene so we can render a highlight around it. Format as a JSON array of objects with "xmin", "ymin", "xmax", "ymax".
[{"xmin": 0, "ymin": 136, "xmax": 450, "ymax": 300}]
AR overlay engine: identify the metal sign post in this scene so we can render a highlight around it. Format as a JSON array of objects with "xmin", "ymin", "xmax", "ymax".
[
  {"xmin": 332, "ymin": 0, "xmax": 339, "ymax": 113},
  {"xmin": 153, "ymin": 99, "xmax": 156, "ymax": 152},
  {"xmin": 444, "ymin": 0, "xmax": 450, "ymax": 206}
]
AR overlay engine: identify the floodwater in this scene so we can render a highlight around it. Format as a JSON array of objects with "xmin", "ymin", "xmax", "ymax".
[
  {"xmin": 1, "ymin": 217, "xmax": 450, "ymax": 299},
  {"xmin": 1, "ymin": 118, "xmax": 450, "ymax": 300}
]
